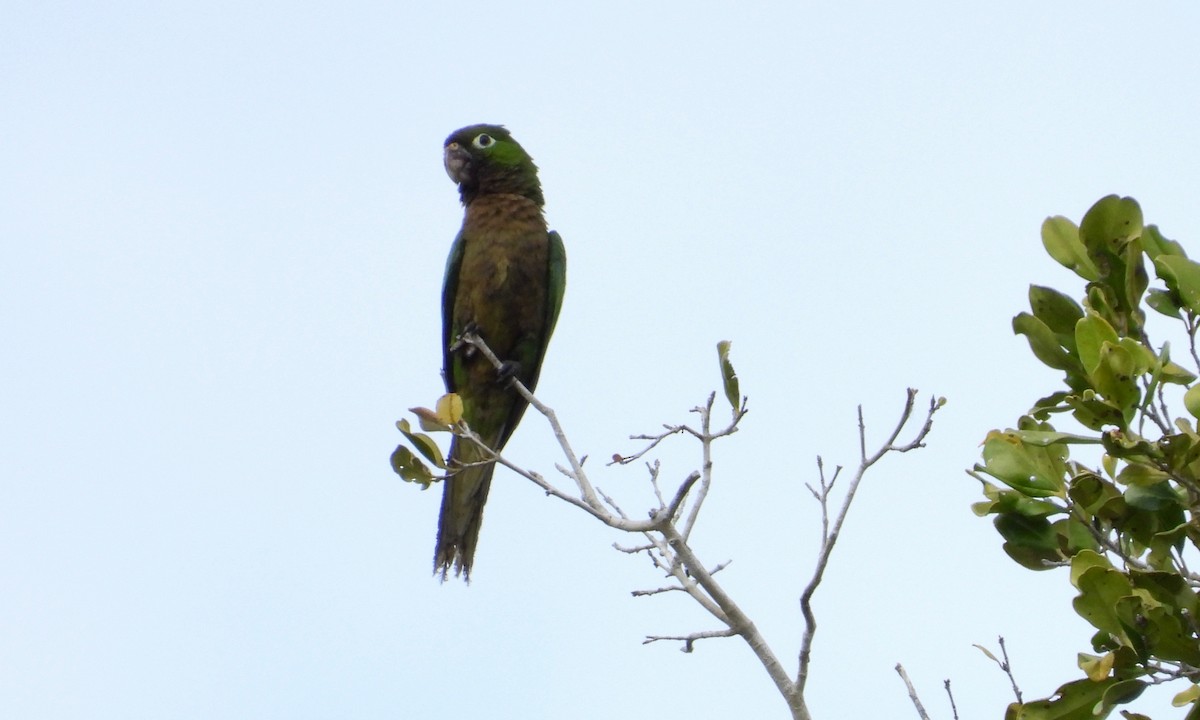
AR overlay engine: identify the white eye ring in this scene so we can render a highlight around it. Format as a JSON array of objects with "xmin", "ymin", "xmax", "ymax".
[{"xmin": 472, "ymin": 133, "xmax": 494, "ymax": 150}]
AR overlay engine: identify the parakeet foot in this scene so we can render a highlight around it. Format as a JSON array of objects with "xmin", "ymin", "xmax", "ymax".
[
  {"xmin": 495, "ymin": 360, "xmax": 521, "ymax": 385},
  {"xmin": 449, "ymin": 321, "xmax": 480, "ymax": 356}
]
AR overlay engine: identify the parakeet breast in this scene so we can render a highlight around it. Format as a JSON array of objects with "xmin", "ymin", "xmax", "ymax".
[{"xmin": 450, "ymin": 193, "xmax": 551, "ymax": 394}]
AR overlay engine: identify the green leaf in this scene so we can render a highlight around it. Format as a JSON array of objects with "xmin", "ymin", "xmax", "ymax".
[
  {"xmin": 1154, "ymin": 255, "xmax": 1200, "ymax": 315},
  {"xmin": 390, "ymin": 445, "xmax": 435, "ymax": 488},
  {"xmin": 1076, "ymin": 313, "xmax": 1119, "ymax": 375},
  {"xmin": 1130, "ymin": 571, "xmax": 1200, "ymax": 616},
  {"xmin": 1114, "ymin": 462, "xmax": 1169, "ymax": 487},
  {"xmin": 1030, "ymin": 285, "xmax": 1085, "ymax": 336},
  {"xmin": 716, "ymin": 340, "xmax": 740, "ymax": 412},
  {"xmin": 1006, "ymin": 677, "xmax": 1119, "ymax": 720},
  {"xmin": 1124, "ymin": 481, "xmax": 1181, "ymax": 511},
  {"xmin": 1009, "ymin": 430, "xmax": 1102, "ymax": 447},
  {"xmin": 1070, "ymin": 550, "xmax": 1113, "ymax": 585},
  {"xmin": 397, "ymin": 419, "xmax": 447, "ymax": 469},
  {"xmin": 1101, "ymin": 430, "xmax": 1159, "ymax": 462},
  {"xmin": 1091, "ymin": 342, "xmax": 1140, "ymax": 419},
  {"xmin": 1068, "ymin": 473, "xmax": 1121, "ymax": 516},
  {"xmin": 1066, "ymin": 517, "xmax": 1099, "ymax": 554},
  {"xmin": 1073, "ymin": 565, "xmax": 1134, "ymax": 640},
  {"xmin": 1014, "ymin": 313, "xmax": 1076, "ymax": 371},
  {"xmin": 1079, "ymin": 195, "xmax": 1143, "ymax": 256},
  {"xmin": 1097, "ymin": 680, "xmax": 1146, "ymax": 715},
  {"xmin": 1064, "ymin": 392, "xmax": 1124, "ymax": 431},
  {"xmin": 1146, "ymin": 288, "xmax": 1182, "ymax": 319},
  {"xmin": 978, "ymin": 433, "xmax": 1066, "ymax": 497},
  {"xmin": 1042, "ymin": 215, "xmax": 1100, "ymax": 281},
  {"xmin": 1142, "ymin": 604, "xmax": 1200, "ymax": 666},
  {"xmin": 1160, "ymin": 359, "xmax": 1197, "ymax": 385},
  {"xmin": 1142, "ymin": 223, "xmax": 1186, "ymax": 259},
  {"xmin": 1117, "ymin": 338, "xmax": 1156, "ymax": 375},
  {"xmin": 1173, "ymin": 684, "xmax": 1200, "ymax": 708},
  {"xmin": 1185, "ymin": 385, "xmax": 1200, "ymax": 420},
  {"xmin": 978, "ymin": 479, "xmax": 1064, "ymax": 517},
  {"xmin": 995, "ymin": 513, "xmax": 1059, "ymax": 565}
]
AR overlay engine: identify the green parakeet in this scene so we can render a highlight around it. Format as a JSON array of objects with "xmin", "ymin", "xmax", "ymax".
[{"xmin": 435, "ymin": 124, "xmax": 566, "ymax": 581}]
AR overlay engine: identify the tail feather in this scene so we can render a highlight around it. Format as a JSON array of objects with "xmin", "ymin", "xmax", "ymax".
[{"xmin": 433, "ymin": 437, "xmax": 495, "ymax": 581}]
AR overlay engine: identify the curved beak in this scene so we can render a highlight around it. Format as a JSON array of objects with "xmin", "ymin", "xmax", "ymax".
[{"xmin": 443, "ymin": 142, "xmax": 472, "ymax": 184}]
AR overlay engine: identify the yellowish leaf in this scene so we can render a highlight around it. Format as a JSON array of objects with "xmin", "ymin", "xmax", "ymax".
[{"xmin": 437, "ymin": 393, "xmax": 463, "ymax": 425}]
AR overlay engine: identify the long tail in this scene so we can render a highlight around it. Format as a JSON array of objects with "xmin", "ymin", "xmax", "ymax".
[{"xmin": 433, "ymin": 436, "xmax": 496, "ymax": 581}]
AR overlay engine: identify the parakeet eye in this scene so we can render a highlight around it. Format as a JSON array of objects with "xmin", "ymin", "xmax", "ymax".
[{"xmin": 472, "ymin": 133, "xmax": 494, "ymax": 150}]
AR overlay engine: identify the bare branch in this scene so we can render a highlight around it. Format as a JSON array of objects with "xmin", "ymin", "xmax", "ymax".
[
  {"xmin": 798, "ymin": 390, "xmax": 942, "ymax": 694},
  {"xmin": 895, "ymin": 664, "xmax": 931, "ymax": 720},
  {"xmin": 661, "ymin": 472, "xmax": 701, "ymax": 525},
  {"xmin": 944, "ymin": 678, "xmax": 959, "ymax": 720},
  {"xmin": 1188, "ymin": 314, "xmax": 1200, "ymax": 373},
  {"xmin": 444, "ymin": 331, "xmax": 939, "ymax": 720},
  {"xmin": 596, "ymin": 487, "xmax": 630, "ymax": 520},
  {"xmin": 998, "ymin": 636, "xmax": 1023, "ymax": 704},
  {"xmin": 680, "ymin": 394, "xmax": 717, "ymax": 542},
  {"xmin": 631, "ymin": 583, "xmax": 686, "ymax": 597},
  {"xmin": 643, "ymin": 627, "xmax": 737, "ymax": 652},
  {"xmin": 611, "ymin": 426, "xmax": 686, "ymax": 465},
  {"xmin": 613, "ymin": 541, "xmax": 654, "ymax": 554}
]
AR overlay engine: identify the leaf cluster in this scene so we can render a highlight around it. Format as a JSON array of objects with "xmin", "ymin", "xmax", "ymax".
[
  {"xmin": 973, "ymin": 196, "xmax": 1200, "ymax": 719},
  {"xmin": 390, "ymin": 394, "xmax": 462, "ymax": 487}
]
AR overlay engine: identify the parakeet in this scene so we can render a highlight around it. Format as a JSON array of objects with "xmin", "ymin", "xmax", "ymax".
[{"xmin": 435, "ymin": 124, "xmax": 566, "ymax": 581}]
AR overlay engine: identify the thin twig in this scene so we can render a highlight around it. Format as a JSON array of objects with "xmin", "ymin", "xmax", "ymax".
[
  {"xmin": 631, "ymin": 583, "xmax": 686, "ymax": 597},
  {"xmin": 612, "ymin": 541, "xmax": 654, "ymax": 554},
  {"xmin": 895, "ymin": 664, "xmax": 931, "ymax": 720},
  {"xmin": 644, "ymin": 627, "xmax": 737, "ymax": 652},
  {"xmin": 462, "ymin": 331, "xmax": 598, "ymax": 507},
  {"xmin": 610, "ymin": 426, "xmax": 686, "ymax": 465},
  {"xmin": 999, "ymin": 636, "xmax": 1023, "ymax": 704},
  {"xmin": 944, "ymin": 678, "xmax": 959, "ymax": 720},
  {"xmin": 798, "ymin": 391, "xmax": 941, "ymax": 694}
]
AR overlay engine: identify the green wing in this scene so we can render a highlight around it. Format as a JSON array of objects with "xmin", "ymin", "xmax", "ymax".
[
  {"xmin": 441, "ymin": 230, "xmax": 466, "ymax": 393},
  {"xmin": 545, "ymin": 230, "xmax": 567, "ymax": 339},
  {"xmin": 489, "ymin": 229, "xmax": 564, "ymax": 450}
]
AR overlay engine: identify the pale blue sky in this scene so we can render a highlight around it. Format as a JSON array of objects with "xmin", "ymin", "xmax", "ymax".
[{"xmin": 4, "ymin": 2, "xmax": 1200, "ymax": 718}]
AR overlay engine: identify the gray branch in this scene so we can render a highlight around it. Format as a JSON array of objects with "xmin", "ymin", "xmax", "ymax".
[{"xmin": 450, "ymin": 332, "xmax": 940, "ymax": 720}]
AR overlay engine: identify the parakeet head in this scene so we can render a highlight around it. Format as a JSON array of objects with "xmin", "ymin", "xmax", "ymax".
[{"xmin": 443, "ymin": 124, "xmax": 543, "ymax": 207}]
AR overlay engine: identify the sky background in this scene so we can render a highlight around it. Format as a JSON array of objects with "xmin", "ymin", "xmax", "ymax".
[{"xmin": 4, "ymin": 2, "xmax": 1200, "ymax": 718}]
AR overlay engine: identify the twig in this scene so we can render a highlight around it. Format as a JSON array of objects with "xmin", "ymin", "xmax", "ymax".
[
  {"xmin": 596, "ymin": 487, "xmax": 630, "ymax": 519},
  {"xmin": 644, "ymin": 627, "xmax": 737, "ymax": 652},
  {"xmin": 895, "ymin": 664, "xmax": 931, "ymax": 720},
  {"xmin": 798, "ymin": 391, "xmax": 941, "ymax": 694},
  {"xmin": 631, "ymin": 583, "xmax": 686, "ymax": 597},
  {"xmin": 646, "ymin": 461, "xmax": 666, "ymax": 508},
  {"xmin": 1187, "ymin": 315, "xmax": 1200, "ymax": 373},
  {"xmin": 660, "ymin": 521, "xmax": 804, "ymax": 715},
  {"xmin": 613, "ymin": 541, "xmax": 654, "ymax": 554},
  {"xmin": 994, "ymin": 636, "xmax": 1023, "ymax": 704},
  {"xmin": 610, "ymin": 426, "xmax": 686, "ymax": 465},
  {"xmin": 944, "ymin": 678, "xmax": 958, "ymax": 720},
  {"xmin": 461, "ymin": 331, "xmax": 599, "ymax": 507}
]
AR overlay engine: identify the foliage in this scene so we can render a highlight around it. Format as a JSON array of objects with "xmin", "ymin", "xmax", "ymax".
[{"xmin": 972, "ymin": 196, "xmax": 1200, "ymax": 719}]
